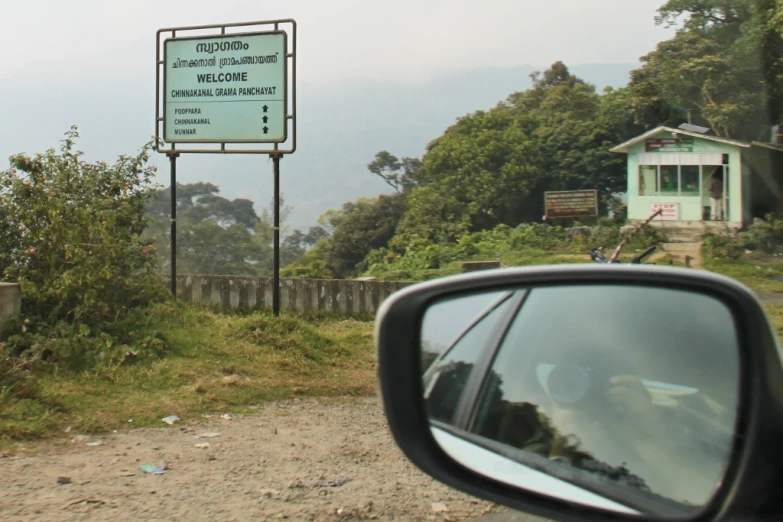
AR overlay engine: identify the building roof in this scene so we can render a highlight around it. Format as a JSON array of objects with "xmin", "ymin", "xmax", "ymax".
[
  {"xmin": 751, "ymin": 141, "xmax": 783, "ymax": 152},
  {"xmin": 611, "ymin": 126, "xmax": 751, "ymax": 154}
]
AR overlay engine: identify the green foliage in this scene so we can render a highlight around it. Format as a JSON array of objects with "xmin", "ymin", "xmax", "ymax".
[
  {"xmin": 704, "ymin": 214, "xmax": 783, "ymax": 258},
  {"xmin": 702, "ymin": 255, "xmax": 783, "ymax": 292},
  {"xmin": 145, "ymin": 183, "xmax": 274, "ymax": 276},
  {"xmin": 367, "ymin": 151, "xmax": 423, "ymax": 193},
  {"xmin": 739, "ymin": 215, "xmax": 783, "ymax": 252},
  {"xmin": 280, "ymin": 241, "xmax": 332, "ymax": 278},
  {"xmin": 363, "ymin": 221, "xmax": 665, "ymax": 279},
  {"xmin": 0, "ymin": 128, "xmax": 168, "ymax": 372},
  {"xmin": 287, "ymin": 194, "xmax": 408, "ymax": 279},
  {"xmin": 394, "ymin": 62, "xmax": 632, "ymax": 245},
  {"xmin": 1, "ymin": 303, "xmax": 376, "ymax": 441},
  {"xmin": 280, "ymin": 226, "xmax": 329, "ymax": 267},
  {"xmin": 703, "ymin": 233, "xmax": 746, "ymax": 259},
  {"xmin": 630, "ymin": 0, "xmax": 782, "ymax": 139}
]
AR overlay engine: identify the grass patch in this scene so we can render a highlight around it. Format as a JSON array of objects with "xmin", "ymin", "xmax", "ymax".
[
  {"xmin": 702, "ymin": 254, "xmax": 783, "ymax": 293},
  {"xmin": 763, "ymin": 305, "xmax": 783, "ymax": 337},
  {"xmin": 0, "ymin": 302, "xmax": 375, "ymax": 443}
]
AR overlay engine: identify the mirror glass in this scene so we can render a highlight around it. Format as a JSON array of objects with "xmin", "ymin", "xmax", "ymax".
[{"xmin": 421, "ymin": 284, "xmax": 740, "ymax": 518}]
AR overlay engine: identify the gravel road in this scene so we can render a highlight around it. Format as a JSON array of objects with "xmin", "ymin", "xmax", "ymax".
[{"xmin": 0, "ymin": 397, "xmax": 519, "ymax": 521}]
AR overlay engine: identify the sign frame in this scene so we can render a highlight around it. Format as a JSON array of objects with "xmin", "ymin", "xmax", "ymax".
[
  {"xmin": 544, "ymin": 190, "xmax": 599, "ymax": 219},
  {"xmin": 155, "ymin": 19, "xmax": 297, "ymax": 155}
]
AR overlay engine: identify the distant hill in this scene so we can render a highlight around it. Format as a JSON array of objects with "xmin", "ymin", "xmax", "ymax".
[{"xmin": 0, "ymin": 62, "xmax": 637, "ymax": 231}]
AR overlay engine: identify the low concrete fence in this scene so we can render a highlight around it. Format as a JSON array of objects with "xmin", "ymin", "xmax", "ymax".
[
  {"xmin": 0, "ymin": 283, "xmax": 22, "ymax": 333},
  {"xmin": 164, "ymin": 275, "xmax": 413, "ymax": 316}
]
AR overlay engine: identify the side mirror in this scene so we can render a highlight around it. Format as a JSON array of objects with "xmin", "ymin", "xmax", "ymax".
[{"xmin": 376, "ymin": 265, "xmax": 783, "ymax": 522}]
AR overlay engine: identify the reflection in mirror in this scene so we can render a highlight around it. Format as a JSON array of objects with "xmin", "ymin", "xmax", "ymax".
[{"xmin": 420, "ymin": 285, "xmax": 740, "ymax": 518}]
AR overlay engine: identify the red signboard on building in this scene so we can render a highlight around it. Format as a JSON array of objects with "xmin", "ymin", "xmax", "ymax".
[{"xmin": 650, "ymin": 202, "xmax": 680, "ymax": 220}]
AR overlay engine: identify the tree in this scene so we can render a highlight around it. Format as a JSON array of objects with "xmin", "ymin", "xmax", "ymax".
[
  {"xmin": 145, "ymin": 183, "xmax": 272, "ymax": 276},
  {"xmin": 368, "ymin": 151, "xmax": 424, "ymax": 193},
  {"xmin": 629, "ymin": 0, "xmax": 782, "ymax": 140},
  {"xmin": 280, "ymin": 226, "xmax": 329, "ymax": 267},
  {"xmin": 392, "ymin": 62, "xmax": 628, "ymax": 244},
  {"xmin": 655, "ymin": 0, "xmax": 753, "ymax": 31},
  {"xmin": 0, "ymin": 127, "xmax": 167, "ymax": 365},
  {"xmin": 285, "ymin": 194, "xmax": 408, "ymax": 278}
]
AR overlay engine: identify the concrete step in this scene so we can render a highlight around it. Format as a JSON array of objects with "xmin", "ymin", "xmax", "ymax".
[
  {"xmin": 662, "ymin": 230, "xmax": 706, "ymax": 243},
  {"xmin": 662, "ymin": 242, "xmax": 702, "ymax": 253},
  {"xmin": 623, "ymin": 226, "xmax": 704, "ymax": 243},
  {"xmin": 659, "ymin": 242, "xmax": 704, "ymax": 269}
]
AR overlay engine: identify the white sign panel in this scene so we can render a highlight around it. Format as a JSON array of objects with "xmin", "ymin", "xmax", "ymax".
[
  {"xmin": 650, "ymin": 202, "xmax": 680, "ymax": 220},
  {"xmin": 163, "ymin": 32, "xmax": 287, "ymax": 143}
]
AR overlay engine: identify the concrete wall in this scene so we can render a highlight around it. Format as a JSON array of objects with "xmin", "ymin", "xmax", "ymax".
[
  {"xmin": 0, "ymin": 283, "xmax": 21, "ymax": 333},
  {"xmin": 164, "ymin": 275, "xmax": 413, "ymax": 316}
]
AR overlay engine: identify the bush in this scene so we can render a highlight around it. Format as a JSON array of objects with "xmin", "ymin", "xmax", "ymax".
[
  {"xmin": 703, "ymin": 234, "xmax": 745, "ymax": 259},
  {"xmin": 0, "ymin": 128, "xmax": 169, "ymax": 372},
  {"xmin": 508, "ymin": 223, "xmax": 567, "ymax": 250},
  {"xmin": 361, "ymin": 220, "xmax": 667, "ymax": 278},
  {"xmin": 702, "ymin": 215, "xmax": 783, "ymax": 259},
  {"xmin": 738, "ymin": 215, "xmax": 783, "ymax": 254}
]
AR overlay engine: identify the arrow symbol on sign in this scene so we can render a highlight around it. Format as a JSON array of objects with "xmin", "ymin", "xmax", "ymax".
[
  {"xmin": 263, "ymin": 126, "xmax": 269, "ymax": 134},
  {"xmin": 262, "ymin": 105, "xmax": 269, "ymax": 113},
  {"xmin": 263, "ymin": 116, "xmax": 269, "ymax": 123}
]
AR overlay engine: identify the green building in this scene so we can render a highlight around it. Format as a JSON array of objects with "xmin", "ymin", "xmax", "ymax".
[{"xmin": 612, "ymin": 126, "xmax": 783, "ymax": 230}]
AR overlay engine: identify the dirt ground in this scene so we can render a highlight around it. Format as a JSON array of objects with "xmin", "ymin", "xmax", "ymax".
[{"xmin": 0, "ymin": 397, "xmax": 502, "ymax": 521}]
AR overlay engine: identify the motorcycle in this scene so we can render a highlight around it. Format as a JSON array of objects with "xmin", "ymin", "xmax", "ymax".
[
  {"xmin": 589, "ymin": 209, "xmax": 663, "ymax": 265},
  {"xmin": 590, "ymin": 244, "xmax": 657, "ymax": 265}
]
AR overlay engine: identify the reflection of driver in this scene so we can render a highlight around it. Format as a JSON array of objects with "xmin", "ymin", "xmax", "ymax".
[{"xmin": 539, "ymin": 346, "xmax": 723, "ymax": 505}]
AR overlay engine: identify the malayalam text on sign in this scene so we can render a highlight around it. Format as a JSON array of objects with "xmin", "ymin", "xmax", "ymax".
[{"xmin": 163, "ymin": 32, "xmax": 287, "ymax": 143}]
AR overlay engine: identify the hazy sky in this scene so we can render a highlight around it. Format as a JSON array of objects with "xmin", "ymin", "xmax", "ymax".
[
  {"xmin": 2, "ymin": 0, "xmax": 672, "ymax": 86},
  {"xmin": 0, "ymin": 1, "xmax": 675, "ymax": 229}
]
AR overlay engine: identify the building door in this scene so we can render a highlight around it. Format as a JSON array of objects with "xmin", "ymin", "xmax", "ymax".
[{"xmin": 703, "ymin": 165, "xmax": 727, "ymax": 221}]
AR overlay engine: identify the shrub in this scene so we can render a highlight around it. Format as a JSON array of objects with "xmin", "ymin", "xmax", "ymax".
[
  {"xmin": 702, "ymin": 215, "xmax": 783, "ymax": 259},
  {"xmin": 739, "ymin": 215, "xmax": 783, "ymax": 254},
  {"xmin": 0, "ymin": 128, "xmax": 169, "ymax": 371},
  {"xmin": 703, "ymin": 234, "xmax": 745, "ymax": 259}
]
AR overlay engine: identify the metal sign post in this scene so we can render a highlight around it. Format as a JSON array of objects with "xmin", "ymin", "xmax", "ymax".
[
  {"xmin": 272, "ymin": 155, "xmax": 281, "ymax": 315},
  {"xmin": 155, "ymin": 19, "xmax": 297, "ymax": 316},
  {"xmin": 168, "ymin": 153, "xmax": 179, "ymax": 296}
]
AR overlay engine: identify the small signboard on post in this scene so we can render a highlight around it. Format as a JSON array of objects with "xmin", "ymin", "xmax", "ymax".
[{"xmin": 544, "ymin": 190, "xmax": 599, "ymax": 219}]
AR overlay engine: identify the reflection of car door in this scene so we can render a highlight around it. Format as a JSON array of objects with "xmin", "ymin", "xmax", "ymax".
[{"xmin": 432, "ymin": 426, "xmax": 641, "ymax": 514}]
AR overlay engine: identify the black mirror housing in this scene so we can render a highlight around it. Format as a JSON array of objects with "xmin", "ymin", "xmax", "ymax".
[{"xmin": 375, "ymin": 265, "xmax": 783, "ymax": 522}]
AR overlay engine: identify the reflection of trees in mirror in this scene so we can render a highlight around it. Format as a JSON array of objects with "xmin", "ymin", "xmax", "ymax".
[
  {"xmin": 478, "ymin": 395, "xmax": 651, "ymax": 494},
  {"xmin": 426, "ymin": 361, "xmax": 474, "ymax": 424}
]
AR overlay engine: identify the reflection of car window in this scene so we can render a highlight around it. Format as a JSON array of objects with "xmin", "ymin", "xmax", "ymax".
[
  {"xmin": 421, "ymin": 291, "xmax": 510, "ymax": 374},
  {"xmin": 465, "ymin": 285, "xmax": 739, "ymax": 508},
  {"xmin": 423, "ymin": 294, "xmax": 515, "ymax": 425}
]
